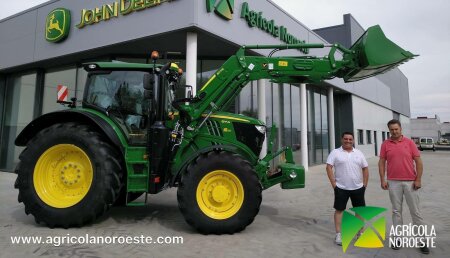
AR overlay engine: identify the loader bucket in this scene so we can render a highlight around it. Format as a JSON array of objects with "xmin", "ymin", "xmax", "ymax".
[{"xmin": 343, "ymin": 25, "xmax": 417, "ymax": 82}]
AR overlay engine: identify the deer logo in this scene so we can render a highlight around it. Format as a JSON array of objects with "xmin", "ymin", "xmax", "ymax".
[
  {"xmin": 47, "ymin": 14, "xmax": 63, "ymax": 34},
  {"xmin": 45, "ymin": 8, "xmax": 71, "ymax": 43}
]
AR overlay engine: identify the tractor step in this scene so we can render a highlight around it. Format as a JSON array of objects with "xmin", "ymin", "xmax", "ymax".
[
  {"xmin": 128, "ymin": 174, "xmax": 148, "ymax": 178},
  {"xmin": 126, "ymin": 202, "xmax": 146, "ymax": 207},
  {"xmin": 127, "ymin": 174, "xmax": 149, "ymax": 192},
  {"xmin": 127, "ymin": 188, "xmax": 147, "ymax": 192},
  {"xmin": 126, "ymin": 192, "xmax": 148, "ymax": 207}
]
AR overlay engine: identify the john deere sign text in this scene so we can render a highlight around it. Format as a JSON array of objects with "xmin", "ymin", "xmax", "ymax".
[{"xmin": 76, "ymin": 0, "xmax": 171, "ymax": 29}]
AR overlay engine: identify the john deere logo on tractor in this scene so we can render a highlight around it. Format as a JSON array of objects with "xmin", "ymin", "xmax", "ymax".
[
  {"xmin": 45, "ymin": 8, "xmax": 71, "ymax": 43},
  {"xmin": 206, "ymin": 0, "xmax": 234, "ymax": 20},
  {"xmin": 341, "ymin": 206, "xmax": 387, "ymax": 253}
]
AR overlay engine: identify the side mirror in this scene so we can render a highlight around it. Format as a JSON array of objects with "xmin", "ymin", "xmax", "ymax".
[
  {"xmin": 143, "ymin": 73, "xmax": 153, "ymax": 90},
  {"xmin": 143, "ymin": 74, "xmax": 154, "ymax": 99},
  {"xmin": 144, "ymin": 90, "xmax": 153, "ymax": 99}
]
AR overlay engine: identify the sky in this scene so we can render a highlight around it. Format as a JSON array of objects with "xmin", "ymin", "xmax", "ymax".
[{"xmin": 1, "ymin": 0, "xmax": 449, "ymax": 121}]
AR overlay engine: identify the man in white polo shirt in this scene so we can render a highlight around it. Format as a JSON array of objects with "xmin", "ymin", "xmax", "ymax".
[{"xmin": 326, "ymin": 132, "xmax": 369, "ymax": 245}]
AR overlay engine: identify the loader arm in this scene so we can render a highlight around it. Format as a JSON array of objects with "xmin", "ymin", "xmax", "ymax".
[{"xmin": 177, "ymin": 25, "xmax": 416, "ymax": 132}]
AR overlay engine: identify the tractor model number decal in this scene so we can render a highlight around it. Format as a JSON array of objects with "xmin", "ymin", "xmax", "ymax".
[{"xmin": 278, "ymin": 61, "xmax": 288, "ymax": 67}]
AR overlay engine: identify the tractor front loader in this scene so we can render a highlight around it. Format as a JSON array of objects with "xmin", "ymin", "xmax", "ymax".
[{"xmin": 14, "ymin": 25, "xmax": 415, "ymax": 233}]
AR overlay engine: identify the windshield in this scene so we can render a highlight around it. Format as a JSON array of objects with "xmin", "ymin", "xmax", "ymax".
[
  {"xmin": 84, "ymin": 71, "xmax": 146, "ymax": 112},
  {"xmin": 83, "ymin": 71, "xmax": 150, "ymax": 145}
]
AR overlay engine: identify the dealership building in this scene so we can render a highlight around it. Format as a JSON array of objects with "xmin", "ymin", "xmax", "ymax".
[{"xmin": 0, "ymin": 0, "xmax": 412, "ymax": 171}]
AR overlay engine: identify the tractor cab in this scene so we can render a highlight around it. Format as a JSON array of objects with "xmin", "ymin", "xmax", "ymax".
[{"xmin": 82, "ymin": 59, "xmax": 183, "ymax": 145}]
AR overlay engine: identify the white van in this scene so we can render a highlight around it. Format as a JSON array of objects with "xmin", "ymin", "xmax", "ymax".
[{"xmin": 419, "ymin": 137, "xmax": 435, "ymax": 151}]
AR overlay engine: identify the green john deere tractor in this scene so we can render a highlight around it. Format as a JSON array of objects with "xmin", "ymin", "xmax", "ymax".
[{"xmin": 14, "ymin": 25, "xmax": 416, "ymax": 234}]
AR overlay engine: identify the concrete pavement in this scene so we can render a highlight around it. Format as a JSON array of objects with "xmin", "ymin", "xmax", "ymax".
[{"xmin": 0, "ymin": 151, "xmax": 449, "ymax": 258}]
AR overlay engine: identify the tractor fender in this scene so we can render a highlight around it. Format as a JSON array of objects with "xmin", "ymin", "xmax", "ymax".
[
  {"xmin": 170, "ymin": 144, "xmax": 258, "ymax": 186},
  {"xmin": 15, "ymin": 110, "xmax": 126, "ymax": 153}
]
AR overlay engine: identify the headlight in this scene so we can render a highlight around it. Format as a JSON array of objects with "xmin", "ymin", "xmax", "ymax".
[{"xmin": 255, "ymin": 125, "xmax": 266, "ymax": 134}]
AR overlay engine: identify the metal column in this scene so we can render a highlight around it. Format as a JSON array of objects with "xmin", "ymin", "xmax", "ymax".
[
  {"xmin": 300, "ymin": 83, "xmax": 308, "ymax": 171},
  {"xmin": 186, "ymin": 32, "xmax": 197, "ymax": 96},
  {"xmin": 328, "ymin": 87, "xmax": 335, "ymax": 151},
  {"xmin": 258, "ymin": 79, "xmax": 267, "ymax": 159}
]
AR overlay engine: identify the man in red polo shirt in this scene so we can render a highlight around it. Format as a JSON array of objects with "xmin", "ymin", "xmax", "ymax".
[{"xmin": 379, "ymin": 119, "xmax": 429, "ymax": 254}]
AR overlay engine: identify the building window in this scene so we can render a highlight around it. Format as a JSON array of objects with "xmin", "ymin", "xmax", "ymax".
[
  {"xmin": 291, "ymin": 85, "xmax": 301, "ymax": 164},
  {"xmin": 367, "ymin": 130, "xmax": 372, "ymax": 144},
  {"xmin": 42, "ymin": 67, "xmax": 77, "ymax": 114},
  {"xmin": 238, "ymin": 82, "xmax": 257, "ymax": 118},
  {"xmin": 199, "ymin": 60, "xmax": 224, "ymax": 92},
  {"xmin": 358, "ymin": 129, "xmax": 364, "ymax": 145},
  {"xmin": 0, "ymin": 72, "xmax": 37, "ymax": 170},
  {"xmin": 387, "ymin": 132, "xmax": 390, "ymax": 138},
  {"xmin": 307, "ymin": 86, "xmax": 328, "ymax": 165},
  {"xmin": 382, "ymin": 131, "xmax": 386, "ymax": 141}
]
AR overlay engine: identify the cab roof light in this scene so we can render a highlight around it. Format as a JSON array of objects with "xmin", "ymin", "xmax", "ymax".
[{"xmin": 151, "ymin": 51, "xmax": 159, "ymax": 60}]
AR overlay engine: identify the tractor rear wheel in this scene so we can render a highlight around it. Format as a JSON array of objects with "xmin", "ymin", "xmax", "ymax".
[
  {"xmin": 14, "ymin": 123, "xmax": 122, "ymax": 228},
  {"xmin": 177, "ymin": 151, "xmax": 262, "ymax": 234}
]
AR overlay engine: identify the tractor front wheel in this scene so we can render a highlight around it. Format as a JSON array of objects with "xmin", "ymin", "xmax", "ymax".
[
  {"xmin": 177, "ymin": 151, "xmax": 262, "ymax": 234},
  {"xmin": 14, "ymin": 123, "xmax": 122, "ymax": 228}
]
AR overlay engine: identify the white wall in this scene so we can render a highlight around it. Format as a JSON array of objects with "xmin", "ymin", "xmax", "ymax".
[
  {"xmin": 410, "ymin": 118, "xmax": 440, "ymax": 141},
  {"xmin": 352, "ymin": 95, "xmax": 392, "ymax": 158},
  {"xmin": 399, "ymin": 114, "xmax": 412, "ymax": 138}
]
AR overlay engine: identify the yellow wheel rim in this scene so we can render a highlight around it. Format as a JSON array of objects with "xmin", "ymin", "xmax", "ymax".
[
  {"xmin": 196, "ymin": 170, "xmax": 244, "ymax": 220},
  {"xmin": 33, "ymin": 144, "xmax": 93, "ymax": 208}
]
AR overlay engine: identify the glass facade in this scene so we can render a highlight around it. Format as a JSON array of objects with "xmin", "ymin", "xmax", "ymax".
[
  {"xmin": 0, "ymin": 65, "xmax": 97, "ymax": 170},
  {"xmin": 307, "ymin": 86, "xmax": 329, "ymax": 165},
  {"xmin": 42, "ymin": 67, "xmax": 77, "ymax": 114},
  {"xmin": 236, "ymin": 82, "xmax": 330, "ymax": 165},
  {"xmin": 0, "ymin": 55, "xmax": 331, "ymax": 170},
  {"xmin": 0, "ymin": 73, "xmax": 37, "ymax": 170}
]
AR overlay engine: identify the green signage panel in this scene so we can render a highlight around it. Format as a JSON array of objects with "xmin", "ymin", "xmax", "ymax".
[
  {"xmin": 207, "ymin": 0, "xmax": 234, "ymax": 20},
  {"xmin": 45, "ymin": 8, "xmax": 71, "ymax": 43}
]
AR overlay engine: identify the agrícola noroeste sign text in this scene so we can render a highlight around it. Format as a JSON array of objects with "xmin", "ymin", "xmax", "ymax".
[
  {"xmin": 76, "ymin": 0, "xmax": 174, "ymax": 29},
  {"xmin": 207, "ymin": 1, "xmax": 308, "ymax": 54},
  {"xmin": 240, "ymin": 2, "xmax": 308, "ymax": 54}
]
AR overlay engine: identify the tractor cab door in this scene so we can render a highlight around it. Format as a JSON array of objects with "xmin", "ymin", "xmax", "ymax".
[{"xmin": 83, "ymin": 70, "xmax": 153, "ymax": 145}]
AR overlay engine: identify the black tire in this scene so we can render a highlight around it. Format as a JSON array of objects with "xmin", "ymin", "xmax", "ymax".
[
  {"xmin": 177, "ymin": 151, "xmax": 262, "ymax": 234},
  {"xmin": 14, "ymin": 122, "xmax": 123, "ymax": 228}
]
